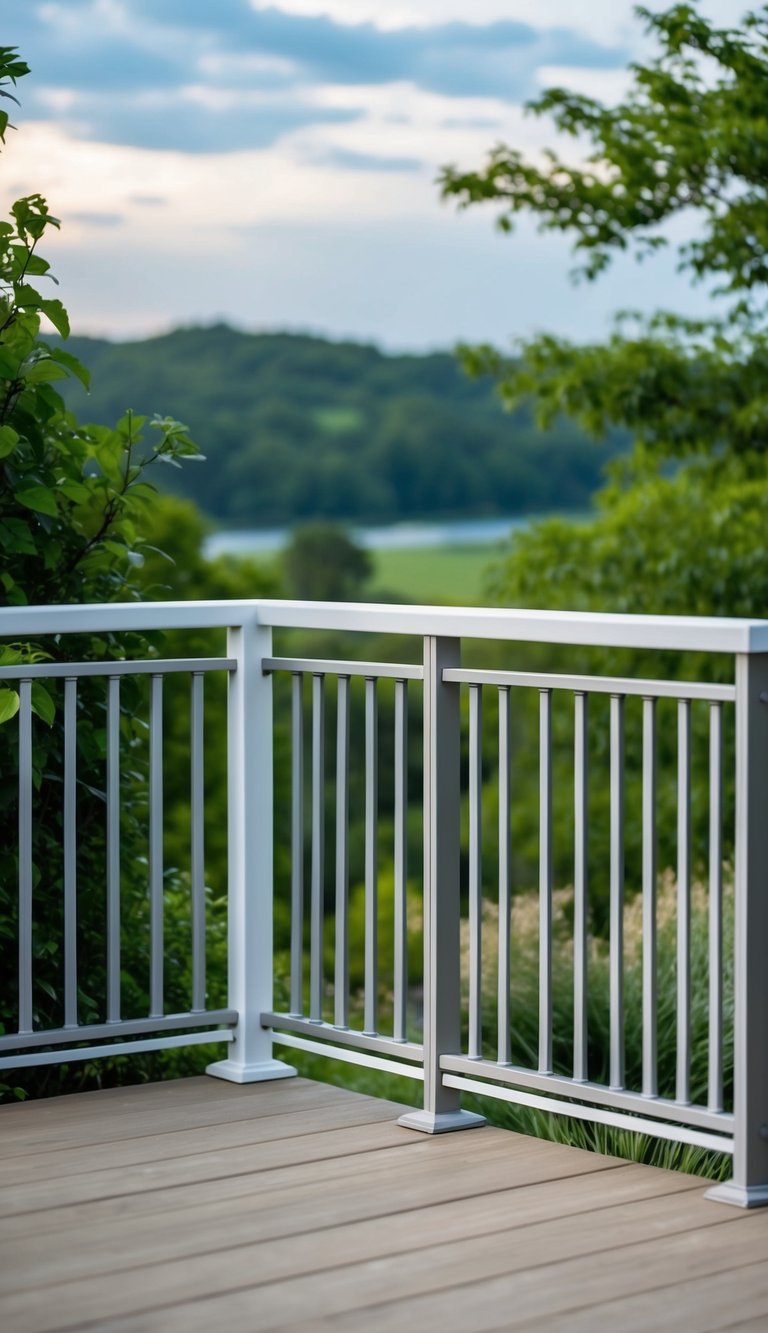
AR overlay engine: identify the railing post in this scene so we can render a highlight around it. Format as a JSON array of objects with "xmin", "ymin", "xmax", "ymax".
[
  {"xmin": 207, "ymin": 616, "xmax": 296, "ymax": 1085},
  {"xmin": 399, "ymin": 636, "xmax": 484, "ymax": 1134},
  {"xmin": 707, "ymin": 652, "xmax": 768, "ymax": 1205}
]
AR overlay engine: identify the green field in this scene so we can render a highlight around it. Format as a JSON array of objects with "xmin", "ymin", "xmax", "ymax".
[
  {"xmin": 369, "ymin": 542, "xmax": 499, "ymax": 604},
  {"xmin": 248, "ymin": 541, "xmax": 501, "ymax": 605}
]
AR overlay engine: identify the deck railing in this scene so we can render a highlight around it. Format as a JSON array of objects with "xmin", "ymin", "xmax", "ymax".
[{"xmin": 1, "ymin": 599, "xmax": 768, "ymax": 1207}]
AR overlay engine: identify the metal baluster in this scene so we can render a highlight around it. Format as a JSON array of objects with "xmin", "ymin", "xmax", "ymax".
[
  {"xmin": 334, "ymin": 675, "xmax": 350, "ymax": 1029},
  {"xmin": 363, "ymin": 677, "xmax": 378, "ymax": 1035},
  {"xmin": 190, "ymin": 672, "xmax": 206, "ymax": 1013},
  {"xmin": 708, "ymin": 702, "xmax": 724, "ymax": 1113},
  {"xmin": 64, "ymin": 677, "xmax": 78, "ymax": 1028},
  {"xmin": 106, "ymin": 675, "xmax": 121, "ymax": 1023},
  {"xmin": 468, "ymin": 684, "xmax": 483, "ymax": 1059},
  {"xmin": 642, "ymin": 696, "xmax": 658, "ymax": 1097},
  {"xmin": 539, "ymin": 688, "xmax": 553, "ymax": 1075},
  {"xmin": 149, "ymin": 674, "xmax": 164, "ymax": 1018},
  {"xmin": 290, "ymin": 673, "xmax": 304, "ymax": 1017},
  {"xmin": 497, "ymin": 687, "xmax": 511, "ymax": 1065},
  {"xmin": 609, "ymin": 694, "xmax": 625, "ymax": 1090},
  {"xmin": 677, "ymin": 698, "xmax": 692, "ymax": 1104},
  {"xmin": 573, "ymin": 691, "xmax": 588, "ymax": 1082},
  {"xmin": 309, "ymin": 673, "xmax": 324, "ymax": 1023},
  {"xmin": 393, "ymin": 679, "xmax": 408, "ymax": 1043},
  {"xmin": 18, "ymin": 679, "xmax": 33, "ymax": 1035}
]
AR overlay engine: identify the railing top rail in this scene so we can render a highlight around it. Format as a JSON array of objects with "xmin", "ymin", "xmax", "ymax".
[
  {"xmin": 0, "ymin": 657, "xmax": 236, "ymax": 681},
  {"xmin": 263, "ymin": 656, "xmax": 423, "ymax": 680},
  {"xmin": 444, "ymin": 667, "xmax": 736, "ymax": 702},
  {"xmin": 1, "ymin": 599, "xmax": 768, "ymax": 653}
]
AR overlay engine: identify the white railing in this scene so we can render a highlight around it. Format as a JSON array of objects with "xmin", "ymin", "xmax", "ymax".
[{"xmin": 1, "ymin": 600, "xmax": 767, "ymax": 1207}]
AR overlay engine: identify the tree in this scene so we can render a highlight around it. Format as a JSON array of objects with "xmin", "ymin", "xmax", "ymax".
[
  {"xmin": 282, "ymin": 523, "xmax": 372, "ymax": 601},
  {"xmin": 0, "ymin": 48, "xmax": 202, "ymax": 1096},
  {"xmin": 0, "ymin": 44, "xmax": 203, "ymax": 715},
  {"xmin": 437, "ymin": 4, "xmax": 768, "ymax": 937},
  {"xmin": 0, "ymin": 80, "xmax": 200, "ymax": 623},
  {"xmin": 440, "ymin": 3, "xmax": 768, "ymax": 471}
]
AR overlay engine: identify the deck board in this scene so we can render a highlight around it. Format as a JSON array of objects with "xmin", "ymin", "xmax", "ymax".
[{"xmin": 1, "ymin": 1076, "xmax": 766, "ymax": 1332}]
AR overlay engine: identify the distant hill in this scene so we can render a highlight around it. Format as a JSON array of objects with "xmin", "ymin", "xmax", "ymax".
[{"xmin": 59, "ymin": 325, "xmax": 621, "ymax": 528}]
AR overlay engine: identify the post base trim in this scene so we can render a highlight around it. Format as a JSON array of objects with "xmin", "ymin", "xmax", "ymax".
[
  {"xmin": 705, "ymin": 1179, "xmax": 768, "ymax": 1209},
  {"xmin": 397, "ymin": 1108, "xmax": 486, "ymax": 1135},
  {"xmin": 206, "ymin": 1057, "xmax": 297, "ymax": 1085}
]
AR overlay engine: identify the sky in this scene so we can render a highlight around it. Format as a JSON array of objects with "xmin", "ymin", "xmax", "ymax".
[{"xmin": 2, "ymin": 0, "xmax": 745, "ymax": 350}]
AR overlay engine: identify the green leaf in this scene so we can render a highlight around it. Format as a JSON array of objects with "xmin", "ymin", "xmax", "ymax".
[
  {"xmin": 102, "ymin": 539, "xmax": 126, "ymax": 557},
  {"xmin": 31, "ymin": 682, "xmax": 54, "ymax": 726},
  {"xmin": 20, "ymin": 252, "xmax": 53, "ymax": 278},
  {"xmin": 42, "ymin": 539, "xmax": 62, "ymax": 570},
  {"xmin": 117, "ymin": 411, "xmax": 145, "ymax": 436},
  {"xmin": 5, "ymin": 582, "xmax": 27, "ymax": 605},
  {"xmin": 0, "ymin": 689, "xmax": 20, "ymax": 725},
  {"xmin": 125, "ymin": 482, "xmax": 156, "ymax": 502},
  {"xmin": 0, "ymin": 424, "xmax": 18, "ymax": 457},
  {"xmin": 48, "ymin": 346, "xmax": 90, "ymax": 389},
  {"xmin": 0, "ymin": 346, "xmax": 20, "ymax": 377},
  {"xmin": 24, "ymin": 359, "xmax": 69, "ymax": 384},
  {"xmin": 16, "ymin": 485, "xmax": 59, "ymax": 517},
  {"xmin": 0, "ymin": 519, "xmax": 36, "ymax": 554},
  {"xmin": 57, "ymin": 479, "xmax": 91, "ymax": 503},
  {"xmin": 38, "ymin": 299, "xmax": 70, "ymax": 338}
]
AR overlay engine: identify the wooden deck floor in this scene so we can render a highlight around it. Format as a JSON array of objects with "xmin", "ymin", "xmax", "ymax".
[{"xmin": 2, "ymin": 1077, "xmax": 768, "ymax": 1332}]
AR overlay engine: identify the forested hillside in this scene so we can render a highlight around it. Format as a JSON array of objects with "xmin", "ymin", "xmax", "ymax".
[{"xmin": 59, "ymin": 325, "xmax": 620, "ymax": 527}]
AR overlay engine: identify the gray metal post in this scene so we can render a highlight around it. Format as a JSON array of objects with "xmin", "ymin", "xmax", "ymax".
[
  {"xmin": 399, "ymin": 636, "xmax": 485, "ymax": 1134},
  {"xmin": 207, "ymin": 615, "xmax": 296, "ymax": 1084},
  {"xmin": 707, "ymin": 652, "xmax": 768, "ymax": 1205}
]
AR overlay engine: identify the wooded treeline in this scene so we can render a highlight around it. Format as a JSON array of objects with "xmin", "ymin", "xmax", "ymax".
[{"xmin": 58, "ymin": 326, "xmax": 621, "ymax": 527}]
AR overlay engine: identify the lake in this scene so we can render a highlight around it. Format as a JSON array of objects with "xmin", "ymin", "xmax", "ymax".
[{"xmin": 204, "ymin": 513, "xmax": 556, "ymax": 559}]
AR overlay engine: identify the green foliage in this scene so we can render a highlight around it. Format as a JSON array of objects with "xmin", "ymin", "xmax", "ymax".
[
  {"xmin": 487, "ymin": 461, "xmax": 768, "ymax": 620},
  {"xmin": 435, "ymin": 0, "xmax": 768, "ymax": 925},
  {"xmin": 428, "ymin": 6, "xmax": 763, "ymax": 1173},
  {"xmin": 470, "ymin": 464, "xmax": 768, "ymax": 901},
  {"xmin": 0, "ymin": 49, "xmax": 204, "ymax": 1098},
  {"xmin": 441, "ymin": 2, "xmax": 768, "ymax": 467},
  {"xmin": 0, "ymin": 49, "xmax": 202, "ymax": 619},
  {"xmin": 0, "ymin": 201, "xmax": 201, "ymax": 611},
  {"xmin": 56, "ymin": 326, "xmax": 621, "ymax": 527},
  {"xmin": 282, "ymin": 523, "xmax": 372, "ymax": 601}
]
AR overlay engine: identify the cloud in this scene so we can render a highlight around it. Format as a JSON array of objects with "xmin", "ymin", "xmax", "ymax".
[
  {"xmin": 247, "ymin": 0, "xmax": 750, "ymax": 44},
  {"xmin": 69, "ymin": 210, "xmax": 123, "ymax": 227},
  {"xmin": 26, "ymin": 88, "xmax": 361, "ymax": 153},
  {"xmin": 7, "ymin": 0, "xmax": 627, "ymax": 157},
  {"xmin": 314, "ymin": 147, "xmax": 424, "ymax": 173},
  {"xmin": 6, "ymin": 122, "xmax": 437, "ymax": 243},
  {"xmin": 201, "ymin": 9, "xmax": 626, "ymax": 102},
  {"xmin": 247, "ymin": 1, "xmax": 634, "ymax": 40}
]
